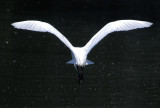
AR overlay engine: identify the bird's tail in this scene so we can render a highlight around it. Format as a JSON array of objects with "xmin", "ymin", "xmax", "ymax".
[
  {"xmin": 86, "ymin": 60, "xmax": 94, "ymax": 65},
  {"xmin": 66, "ymin": 59, "xmax": 94, "ymax": 65},
  {"xmin": 66, "ymin": 59, "xmax": 76, "ymax": 64}
]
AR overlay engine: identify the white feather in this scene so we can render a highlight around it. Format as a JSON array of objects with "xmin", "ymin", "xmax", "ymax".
[
  {"xmin": 83, "ymin": 20, "xmax": 153, "ymax": 54},
  {"xmin": 11, "ymin": 19, "xmax": 153, "ymax": 83},
  {"xmin": 11, "ymin": 20, "xmax": 74, "ymax": 51},
  {"xmin": 11, "ymin": 20, "xmax": 152, "ymax": 67}
]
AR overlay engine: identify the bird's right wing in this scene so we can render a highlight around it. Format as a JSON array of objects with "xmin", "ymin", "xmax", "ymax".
[
  {"xmin": 83, "ymin": 20, "xmax": 153, "ymax": 54},
  {"xmin": 11, "ymin": 20, "xmax": 74, "ymax": 51}
]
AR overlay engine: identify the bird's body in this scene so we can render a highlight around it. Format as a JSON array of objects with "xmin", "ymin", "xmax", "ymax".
[
  {"xmin": 12, "ymin": 20, "xmax": 152, "ymax": 84},
  {"xmin": 70, "ymin": 47, "xmax": 87, "ymax": 66}
]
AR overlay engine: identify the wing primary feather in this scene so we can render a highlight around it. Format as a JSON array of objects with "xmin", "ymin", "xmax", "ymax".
[
  {"xmin": 11, "ymin": 20, "xmax": 74, "ymax": 51},
  {"xmin": 83, "ymin": 20, "xmax": 153, "ymax": 54}
]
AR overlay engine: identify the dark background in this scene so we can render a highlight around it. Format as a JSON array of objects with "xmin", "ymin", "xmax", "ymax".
[{"xmin": 0, "ymin": 0, "xmax": 160, "ymax": 108}]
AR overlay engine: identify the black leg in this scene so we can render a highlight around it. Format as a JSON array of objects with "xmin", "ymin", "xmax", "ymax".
[
  {"xmin": 76, "ymin": 65, "xmax": 84, "ymax": 85},
  {"xmin": 78, "ymin": 70, "xmax": 84, "ymax": 85}
]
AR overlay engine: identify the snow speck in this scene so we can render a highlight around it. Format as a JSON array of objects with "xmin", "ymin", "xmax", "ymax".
[
  {"xmin": 5, "ymin": 41, "xmax": 9, "ymax": 44},
  {"xmin": 12, "ymin": 60, "xmax": 16, "ymax": 63}
]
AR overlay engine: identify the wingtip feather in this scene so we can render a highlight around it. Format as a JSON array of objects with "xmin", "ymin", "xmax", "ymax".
[
  {"xmin": 11, "ymin": 22, "xmax": 16, "ymax": 27},
  {"xmin": 147, "ymin": 22, "xmax": 153, "ymax": 27},
  {"xmin": 11, "ymin": 22, "xmax": 20, "ymax": 29}
]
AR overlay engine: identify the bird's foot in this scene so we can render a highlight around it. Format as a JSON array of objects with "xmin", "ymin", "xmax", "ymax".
[
  {"xmin": 77, "ymin": 74, "xmax": 84, "ymax": 85},
  {"xmin": 78, "ymin": 77, "xmax": 84, "ymax": 85}
]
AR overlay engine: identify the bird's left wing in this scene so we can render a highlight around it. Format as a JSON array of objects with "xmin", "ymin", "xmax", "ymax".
[
  {"xmin": 83, "ymin": 20, "xmax": 152, "ymax": 54},
  {"xmin": 11, "ymin": 20, "xmax": 74, "ymax": 51}
]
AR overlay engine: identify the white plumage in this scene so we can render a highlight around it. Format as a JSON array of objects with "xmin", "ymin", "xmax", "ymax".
[
  {"xmin": 12, "ymin": 19, "xmax": 152, "ymax": 69},
  {"xmin": 12, "ymin": 20, "xmax": 73, "ymax": 50}
]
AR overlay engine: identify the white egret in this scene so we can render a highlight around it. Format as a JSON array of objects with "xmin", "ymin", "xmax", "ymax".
[{"xmin": 11, "ymin": 20, "xmax": 152, "ymax": 84}]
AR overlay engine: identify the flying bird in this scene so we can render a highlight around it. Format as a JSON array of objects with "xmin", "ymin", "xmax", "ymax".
[{"xmin": 11, "ymin": 20, "xmax": 152, "ymax": 84}]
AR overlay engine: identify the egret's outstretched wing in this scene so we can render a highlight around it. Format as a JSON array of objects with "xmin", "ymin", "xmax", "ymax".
[
  {"xmin": 11, "ymin": 20, "xmax": 74, "ymax": 50},
  {"xmin": 83, "ymin": 20, "xmax": 153, "ymax": 54}
]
